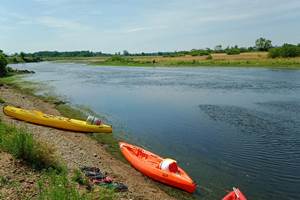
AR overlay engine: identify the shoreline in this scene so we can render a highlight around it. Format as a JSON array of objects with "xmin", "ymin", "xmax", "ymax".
[
  {"xmin": 39, "ymin": 52, "xmax": 300, "ymax": 69},
  {"xmin": 0, "ymin": 76, "xmax": 195, "ymax": 199}
]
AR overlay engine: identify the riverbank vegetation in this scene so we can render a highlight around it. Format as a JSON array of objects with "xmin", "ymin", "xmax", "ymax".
[
  {"xmin": 0, "ymin": 91, "xmax": 117, "ymax": 199},
  {"xmin": 0, "ymin": 121, "xmax": 116, "ymax": 199},
  {"xmin": 0, "ymin": 122, "xmax": 63, "ymax": 171},
  {"xmin": 2, "ymin": 38, "xmax": 300, "ymax": 68}
]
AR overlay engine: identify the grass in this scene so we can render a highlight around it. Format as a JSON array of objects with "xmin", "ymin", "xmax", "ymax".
[
  {"xmin": 38, "ymin": 170, "xmax": 91, "ymax": 200},
  {"xmin": 71, "ymin": 169, "xmax": 90, "ymax": 186},
  {"xmin": 38, "ymin": 170, "xmax": 116, "ymax": 200},
  {"xmin": 56, "ymin": 104, "xmax": 87, "ymax": 120},
  {"xmin": 0, "ymin": 97, "xmax": 5, "ymax": 104},
  {"xmin": 0, "ymin": 74, "xmax": 46, "ymax": 96},
  {"xmin": 0, "ymin": 176, "xmax": 10, "ymax": 187},
  {"xmin": 43, "ymin": 52, "xmax": 300, "ymax": 69},
  {"xmin": 0, "ymin": 122, "xmax": 64, "ymax": 171}
]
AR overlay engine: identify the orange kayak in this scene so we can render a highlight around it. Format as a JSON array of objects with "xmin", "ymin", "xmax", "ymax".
[
  {"xmin": 119, "ymin": 142, "xmax": 197, "ymax": 193},
  {"xmin": 222, "ymin": 187, "xmax": 247, "ymax": 200}
]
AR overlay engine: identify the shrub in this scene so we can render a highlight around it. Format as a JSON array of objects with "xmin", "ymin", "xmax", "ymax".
[
  {"xmin": 268, "ymin": 48, "xmax": 282, "ymax": 58},
  {"xmin": 268, "ymin": 44, "xmax": 300, "ymax": 58},
  {"xmin": 0, "ymin": 123, "xmax": 64, "ymax": 171},
  {"xmin": 189, "ymin": 50, "xmax": 210, "ymax": 56},
  {"xmin": 0, "ymin": 53, "xmax": 8, "ymax": 77},
  {"xmin": 226, "ymin": 48, "xmax": 240, "ymax": 55},
  {"xmin": 206, "ymin": 55, "xmax": 213, "ymax": 60}
]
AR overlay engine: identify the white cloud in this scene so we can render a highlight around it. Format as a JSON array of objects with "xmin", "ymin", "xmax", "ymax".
[
  {"xmin": 37, "ymin": 16, "xmax": 90, "ymax": 30},
  {"xmin": 125, "ymin": 25, "xmax": 168, "ymax": 33}
]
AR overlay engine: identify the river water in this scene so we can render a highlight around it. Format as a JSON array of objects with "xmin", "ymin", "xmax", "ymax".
[{"xmin": 11, "ymin": 62, "xmax": 300, "ymax": 199}]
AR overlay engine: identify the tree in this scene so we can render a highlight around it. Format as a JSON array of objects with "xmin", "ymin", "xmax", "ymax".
[
  {"xmin": 20, "ymin": 52, "xmax": 26, "ymax": 60},
  {"xmin": 123, "ymin": 50, "xmax": 130, "ymax": 56},
  {"xmin": 214, "ymin": 45, "xmax": 222, "ymax": 52},
  {"xmin": 255, "ymin": 38, "xmax": 272, "ymax": 51},
  {"xmin": 0, "ymin": 53, "xmax": 8, "ymax": 77}
]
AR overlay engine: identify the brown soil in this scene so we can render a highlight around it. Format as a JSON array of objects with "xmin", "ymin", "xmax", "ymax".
[{"xmin": 0, "ymin": 85, "xmax": 174, "ymax": 200}]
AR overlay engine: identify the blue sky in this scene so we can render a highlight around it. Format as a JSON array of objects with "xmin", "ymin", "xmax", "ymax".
[{"xmin": 0, "ymin": 0, "xmax": 300, "ymax": 53}]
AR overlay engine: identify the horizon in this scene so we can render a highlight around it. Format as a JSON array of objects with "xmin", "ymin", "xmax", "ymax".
[{"xmin": 1, "ymin": 0, "xmax": 300, "ymax": 54}]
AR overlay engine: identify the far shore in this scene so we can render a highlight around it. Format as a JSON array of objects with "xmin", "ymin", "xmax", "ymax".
[{"xmin": 39, "ymin": 52, "xmax": 300, "ymax": 69}]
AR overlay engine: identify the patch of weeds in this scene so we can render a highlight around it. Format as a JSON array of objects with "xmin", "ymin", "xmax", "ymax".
[
  {"xmin": 0, "ymin": 176, "xmax": 10, "ymax": 187},
  {"xmin": 38, "ymin": 170, "xmax": 117, "ymax": 200},
  {"xmin": 0, "ymin": 97, "xmax": 5, "ymax": 104},
  {"xmin": 38, "ymin": 171, "xmax": 92, "ymax": 200},
  {"xmin": 96, "ymin": 187, "xmax": 117, "ymax": 200},
  {"xmin": 72, "ymin": 169, "xmax": 89, "ymax": 186},
  {"xmin": 56, "ymin": 104, "xmax": 87, "ymax": 120},
  {"xmin": 0, "ymin": 122, "xmax": 64, "ymax": 172}
]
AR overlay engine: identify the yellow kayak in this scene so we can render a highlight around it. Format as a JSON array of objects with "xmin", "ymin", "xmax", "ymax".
[{"xmin": 3, "ymin": 105, "xmax": 112, "ymax": 133}]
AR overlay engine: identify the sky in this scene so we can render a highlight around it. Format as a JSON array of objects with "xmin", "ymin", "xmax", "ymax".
[{"xmin": 0, "ymin": 0, "xmax": 300, "ymax": 53}]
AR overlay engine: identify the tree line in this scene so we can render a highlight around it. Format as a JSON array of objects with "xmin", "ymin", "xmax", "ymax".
[{"xmin": 1, "ymin": 38, "xmax": 300, "ymax": 66}]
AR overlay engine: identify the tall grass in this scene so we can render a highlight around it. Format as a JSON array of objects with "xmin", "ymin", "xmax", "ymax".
[{"xmin": 0, "ymin": 122, "xmax": 64, "ymax": 171}]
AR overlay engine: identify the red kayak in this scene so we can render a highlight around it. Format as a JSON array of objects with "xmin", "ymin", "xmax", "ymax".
[
  {"xmin": 119, "ymin": 142, "xmax": 197, "ymax": 193},
  {"xmin": 222, "ymin": 187, "xmax": 247, "ymax": 200}
]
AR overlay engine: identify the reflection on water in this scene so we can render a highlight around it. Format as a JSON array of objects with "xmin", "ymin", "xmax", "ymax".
[{"xmin": 11, "ymin": 62, "xmax": 300, "ymax": 200}]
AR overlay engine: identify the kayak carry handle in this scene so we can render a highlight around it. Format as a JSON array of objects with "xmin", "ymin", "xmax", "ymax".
[{"xmin": 233, "ymin": 187, "xmax": 240, "ymax": 199}]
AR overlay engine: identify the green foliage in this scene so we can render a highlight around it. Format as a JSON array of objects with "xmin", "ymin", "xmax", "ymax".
[
  {"xmin": 214, "ymin": 45, "xmax": 223, "ymax": 53},
  {"xmin": 269, "ymin": 44, "xmax": 300, "ymax": 58},
  {"xmin": 38, "ymin": 170, "xmax": 116, "ymax": 200},
  {"xmin": 0, "ymin": 176, "xmax": 10, "ymax": 187},
  {"xmin": 72, "ymin": 169, "xmax": 89, "ymax": 186},
  {"xmin": 255, "ymin": 37, "xmax": 272, "ymax": 51},
  {"xmin": 206, "ymin": 55, "xmax": 213, "ymax": 60},
  {"xmin": 29, "ymin": 50, "xmax": 107, "ymax": 58},
  {"xmin": 38, "ymin": 171, "xmax": 92, "ymax": 200},
  {"xmin": 0, "ymin": 97, "xmax": 5, "ymax": 104},
  {"xmin": 226, "ymin": 47, "xmax": 240, "ymax": 55},
  {"xmin": 268, "ymin": 48, "xmax": 282, "ymax": 58},
  {"xmin": 91, "ymin": 133, "xmax": 125, "ymax": 162},
  {"xmin": 0, "ymin": 123, "xmax": 64, "ymax": 171},
  {"xmin": 108, "ymin": 55, "xmax": 127, "ymax": 62},
  {"xmin": 123, "ymin": 50, "xmax": 130, "ymax": 56},
  {"xmin": 0, "ymin": 53, "xmax": 8, "ymax": 77},
  {"xmin": 55, "ymin": 104, "xmax": 87, "ymax": 120},
  {"xmin": 189, "ymin": 49, "xmax": 210, "ymax": 56}
]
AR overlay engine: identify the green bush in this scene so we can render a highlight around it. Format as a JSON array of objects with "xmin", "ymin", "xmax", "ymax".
[
  {"xmin": 0, "ymin": 123, "xmax": 64, "ymax": 171},
  {"xmin": 0, "ymin": 53, "xmax": 8, "ymax": 77},
  {"xmin": 189, "ymin": 50, "xmax": 210, "ymax": 56},
  {"xmin": 268, "ymin": 48, "xmax": 282, "ymax": 58},
  {"xmin": 206, "ymin": 55, "xmax": 213, "ymax": 60},
  {"xmin": 226, "ymin": 48, "xmax": 240, "ymax": 55},
  {"xmin": 268, "ymin": 44, "xmax": 300, "ymax": 58}
]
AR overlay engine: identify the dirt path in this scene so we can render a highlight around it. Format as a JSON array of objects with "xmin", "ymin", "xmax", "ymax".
[{"xmin": 0, "ymin": 85, "xmax": 174, "ymax": 200}]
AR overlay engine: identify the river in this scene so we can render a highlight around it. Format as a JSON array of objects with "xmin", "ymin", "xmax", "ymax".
[{"xmin": 11, "ymin": 62, "xmax": 300, "ymax": 200}]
